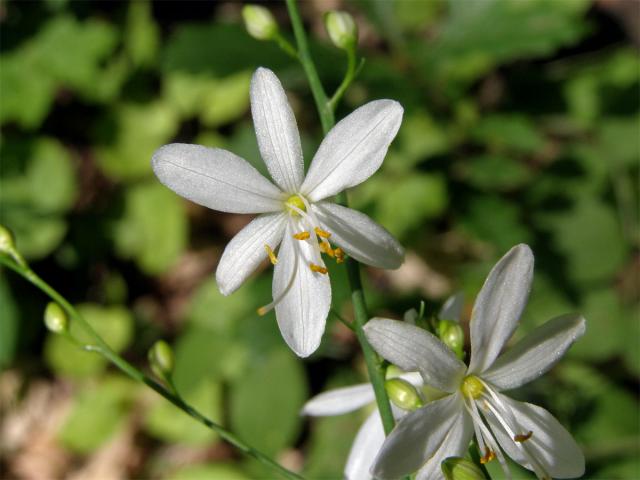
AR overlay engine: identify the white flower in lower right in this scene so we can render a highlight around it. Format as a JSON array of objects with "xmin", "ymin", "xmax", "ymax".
[{"xmin": 364, "ymin": 244, "xmax": 586, "ymax": 480}]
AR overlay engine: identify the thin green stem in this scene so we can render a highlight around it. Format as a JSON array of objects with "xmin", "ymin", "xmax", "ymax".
[
  {"xmin": 285, "ymin": 0, "xmax": 334, "ymax": 134},
  {"xmin": 328, "ymin": 52, "xmax": 363, "ymax": 113},
  {"xmin": 274, "ymin": 32, "xmax": 299, "ymax": 59},
  {"xmin": 285, "ymin": 0, "xmax": 396, "ymax": 436},
  {"xmin": 0, "ymin": 255, "xmax": 303, "ymax": 480}
]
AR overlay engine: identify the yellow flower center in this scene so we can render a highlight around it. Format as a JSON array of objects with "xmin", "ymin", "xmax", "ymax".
[
  {"xmin": 461, "ymin": 375, "xmax": 484, "ymax": 399},
  {"xmin": 285, "ymin": 195, "xmax": 306, "ymax": 215}
]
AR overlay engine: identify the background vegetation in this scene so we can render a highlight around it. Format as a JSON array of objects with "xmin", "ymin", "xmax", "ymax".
[{"xmin": 0, "ymin": 0, "xmax": 638, "ymax": 478}]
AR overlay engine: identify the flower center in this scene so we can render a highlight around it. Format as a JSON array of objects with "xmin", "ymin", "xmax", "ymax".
[
  {"xmin": 461, "ymin": 375, "xmax": 484, "ymax": 399},
  {"xmin": 285, "ymin": 195, "xmax": 306, "ymax": 215}
]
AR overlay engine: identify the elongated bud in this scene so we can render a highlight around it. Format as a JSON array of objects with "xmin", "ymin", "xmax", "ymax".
[
  {"xmin": 324, "ymin": 11, "xmax": 357, "ymax": 50},
  {"xmin": 44, "ymin": 302, "xmax": 69, "ymax": 334},
  {"xmin": 385, "ymin": 378, "xmax": 423, "ymax": 411},
  {"xmin": 0, "ymin": 225, "xmax": 15, "ymax": 254},
  {"xmin": 149, "ymin": 340, "xmax": 174, "ymax": 379},
  {"xmin": 438, "ymin": 319, "xmax": 465, "ymax": 360},
  {"xmin": 242, "ymin": 5, "xmax": 278, "ymax": 41},
  {"xmin": 442, "ymin": 457, "xmax": 487, "ymax": 480}
]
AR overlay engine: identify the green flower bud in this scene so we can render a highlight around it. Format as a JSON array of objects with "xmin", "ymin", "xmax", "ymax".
[
  {"xmin": 324, "ymin": 11, "xmax": 357, "ymax": 50},
  {"xmin": 385, "ymin": 378, "xmax": 423, "ymax": 411},
  {"xmin": 149, "ymin": 340, "xmax": 174, "ymax": 379},
  {"xmin": 438, "ymin": 319, "xmax": 465, "ymax": 359},
  {"xmin": 242, "ymin": 5, "xmax": 278, "ymax": 41},
  {"xmin": 442, "ymin": 457, "xmax": 487, "ymax": 480},
  {"xmin": 44, "ymin": 302, "xmax": 69, "ymax": 334},
  {"xmin": 0, "ymin": 224, "xmax": 16, "ymax": 255}
]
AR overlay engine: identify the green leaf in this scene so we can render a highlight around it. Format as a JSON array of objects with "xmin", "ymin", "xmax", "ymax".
[
  {"xmin": 167, "ymin": 464, "xmax": 250, "ymax": 480},
  {"xmin": 471, "ymin": 115, "xmax": 545, "ymax": 154},
  {"xmin": 59, "ymin": 376, "xmax": 136, "ymax": 453},
  {"xmin": 96, "ymin": 102, "xmax": 179, "ymax": 181},
  {"xmin": 417, "ymin": 0, "xmax": 589, "ymax": 85},
  {"xmin": 230, "ymin": 348, "xmax": 307, "ymax": 456},
  {"xmin": 461, "ymin": 154, "xmax": 531, "ymax": 191},
  {"xmin": 44, "ymin": 304, "xmax": 133, "ymax": 378},
  {"xmin": 113, "ymin": 181, "xmax": 188, "ymax": 274},
  {"xmin": 125, "ymin": 0, "xmax": 159, "ymax": 68},
  {"xmin": 540, "ymin": 199, "xmax": 627, "ymax": 284}
]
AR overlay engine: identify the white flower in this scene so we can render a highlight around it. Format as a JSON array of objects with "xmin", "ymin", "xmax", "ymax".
[
  {"xmin": 301, "ymin": 372, "xmax": 423, "ymax": 480},
  {"xmin": 152, "ymin": 67, "xmax": 404, "ymax": 357},
  {"xmin": 364, "ymin": 244, "xmax": 586, "ymax": 480}
]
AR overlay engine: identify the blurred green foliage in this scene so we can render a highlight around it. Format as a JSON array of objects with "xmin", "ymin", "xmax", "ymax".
[{"xmin": 0, "ymin": 0, "xmax": 638, "ymax": 479}]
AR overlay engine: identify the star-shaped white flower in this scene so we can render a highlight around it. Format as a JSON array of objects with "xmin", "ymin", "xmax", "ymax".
[
  {"xmin": 301, "ymin": 372, "xmax": 423, "ymax": 480},
  {"xmin": 152, "ymin": 67, "xmax": 404, "ymax": 357},
  {"xmin": 364, "ymin": 244, "xmax": 586, "ymax": 480}
]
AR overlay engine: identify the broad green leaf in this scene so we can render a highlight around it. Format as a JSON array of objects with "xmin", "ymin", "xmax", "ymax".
[
  {"xmin": 167, "ymin": 464, "xmax": 250, "ymax": 480},
  {"xmin": 230, "ymin": 348, "xmax": 307, "ymax": 456},
  {"xmin": 59, "ymin": 376, "xmax": 136, "ymax": 453},
  {"xmin": 113, "ymin": 181, "xmax": 188, "ymax": 274},
  {"xmin": 471, "ymin": 115, "xmax": 545, "ymax": 154},
  {"xmin": 125, "ymin": 0, "xmax": 159, "ymax": 68},
  {"xmin": 96, "ymin": 102, "xmax": 179, "ymax": 180},
  {"xmin": 44, "ymin": 304, "xmax": 133, "ymax": 378},
  {"xmin": 461, "ymin": 154, "xmax": 531, "ymax": 191}
]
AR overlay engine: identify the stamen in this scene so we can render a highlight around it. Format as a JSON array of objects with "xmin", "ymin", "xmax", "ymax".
[
  {"xmin": 293, "ymin": 231, "xmax": 310, "ymax": 240},
  {"xmin": 514, "ymin": 431, "xmax": 533, "ymax": 443},
  {"xmin": 310, "ymin": 263, "xmax": 328, "ymax": 274},
  {"xmin": 257, "ymin": 237, "xmax": 300, "ymax": 316},
  {"xmin": 314, "ymin": 227, "xmax": 331, "ymax": 238},
  {"xmin": 319, "ymin": 241, "xmax": 334, "ymax": 257},
  {"xmin": 334, "ymin": 247, "xmax": 345, "ymax": 263},
  {"xmin": 480, "ymin": 448, "xmax": 495, "ymax": 464},
  {"xmin": 264, "ymin": 245, "xmax": 278, "ymax": 265}
]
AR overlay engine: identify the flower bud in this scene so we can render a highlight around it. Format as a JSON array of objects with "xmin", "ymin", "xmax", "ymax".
[
  {"xmin": 324, "ymin": 11, "xmax": 357, "ymax": 50},
  {"xmin": 385, "ymin": 378, "xmax": 423, "ymax": 411},
  {"xmin": 441, "ymin": 457, "xmax": 486, "ymax": 480},
  {"xmin": 148, "ymin": 340, "xmax": 174, "ymax": 379},
  {"xmin": 438, "ymin": 319, "xmax": 465, "ymax": 360},
  {"xmin": 44, "ymin": 302, "xmax": 69, "ymax": 334},
  {"xmin": 242, "ymin": 5, "xmax": 278, "ymax": 41},
  {"xmin": 0, "ymin": 224, "xmax": 16, "ymax": 255}
]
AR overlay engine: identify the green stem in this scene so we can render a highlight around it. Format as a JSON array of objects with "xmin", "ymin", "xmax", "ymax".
[
  {"xmin": 285, "ymin": 0, "xmax": 333, "ymax": 134},
  {"xmin": 328, "ymin": 52, "xmax": 363, "ymax": 113},
  {"xmin": 285, "ymin": 0, "xmax": 396, "ymax": 436},
  {"xmin": 0, "ymin": 255, "xmax": 303, "ymax": 480}
]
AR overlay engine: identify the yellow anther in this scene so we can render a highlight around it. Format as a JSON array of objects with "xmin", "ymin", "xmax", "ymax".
[
  {"xmin": 257, "ymin": 306, "xmax": 269, "ymax": 316},
  {"xmin": 514, "ymin": 431, "xmax": 533, "ymax": 443},
  {"xmin": 480, "ymin": 448, "xmax": 495, "ymax": 464},
  {"xmin": 461, "ymin": 375, "xmax": 484, "ymax": 399},
  {"xmin": 319, "ymin": 241, "xmax": 334, "ymax": 257},
  {"xmin": 285, "ymin": 195, "xmax": 306, "ymax": 215},
  {"xmin": 334, "ymin": 247, "xmax": 345, "ymax": 263},
  {"xmin": 314, "ymin": 227, "xmax": 331, "ymax": 238},
  {"xmin": 310, "ymin": 263, "xmax": 328, "ymax": 274},
  {"xmin": 265, "ymin": 245, "xmax": 278, "ymax": 265},
  {"xmin": 293, "ymin": 231, "xmax": 311, "ymax": 240}
]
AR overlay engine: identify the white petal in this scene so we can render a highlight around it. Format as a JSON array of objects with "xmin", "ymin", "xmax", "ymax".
[
  {"xmin": 251, "ymin": 68, "xmax": 304, "ymax": 193},
  {"xmin": 345, "ymin": 411, "xmax": 385, "ymax": 480},
  {"xmin": 301, "ymin": 384, "xmax": 375, "ymax": 416},
  {"xmin": 439, "ymin": 292, "xmax": 465, "ymax": 322},
  {"xmin": 483, "ymin": 314, "xmax": 586, "ymax": 391},
  {"xmin": 152, "ymin": 143, "xmax": 283, "ymax": 214},
  {"xmin": 396, "ymin": 371, "xmax": 424, "ymax": 388},
  {"xmin": 486, "ymin": 395, "xmax": 585, "ymax": 479},
  {"xmin": 370, "ymin": 394, "xmax": 463, "ymax": 479},
  {"xmin": 301, "ymin": 100, "xmax": 403, "ymax": 201},
  {"xmin": 215, "ymin": 213, "xmax": 287, "ymax": 296},
  {"xmin": 415, "ymin": 411, "xmax": 474, "ymax": 480},
  {"xmin": 364, "ymin": 319, "xmax": 466, "ymax": 393},
  {"xmin": 468, "ymin": 244, "xmax": 534, "ymax": 374},
  {"xmin": 312, "ymin": 202, "xmax": 404, "ymax": 269},
  {"xmin": 273, "ymin": 221, "xmax": 331, "ymax": 357}
]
